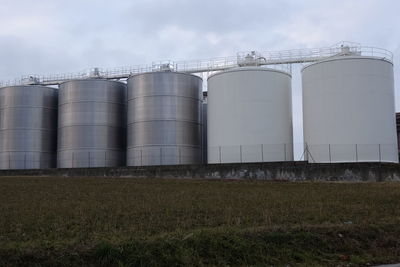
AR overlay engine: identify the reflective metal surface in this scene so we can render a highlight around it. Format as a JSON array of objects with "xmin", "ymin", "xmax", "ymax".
[
  {"xmin": 127, "ymin": 72, "xmax": 202, "ymax": 166},
  {"xmin": 57, "ymin": 79, "xmax": 126, "ymax": 168},
  {"xmin": 0, "ymin": 86, "xmax": 58, "ymax": 169}
]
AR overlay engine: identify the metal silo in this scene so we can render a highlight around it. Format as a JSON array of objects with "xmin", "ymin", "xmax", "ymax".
[
  {"xmin": 57, "ymin": 79, "xmax": 126, "ymax": 168},
  {"xmin": 302, "ymin": 56, "xmax": 398, "ymax": 163},
  {"xmin": 0, "ymin": 85, "xmax": 58, "ymax": 169},
  {"xmin": 127, "ymin": 71, "xmax": 202, "ymax": 166},
  {"xmin": 207, "ymin": 67, "xmax": 293, "ymax": 163}
]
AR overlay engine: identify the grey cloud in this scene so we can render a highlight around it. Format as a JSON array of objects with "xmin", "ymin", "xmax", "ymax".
[{"xmin": 123, "ymin": 0, "xmax": 291, "ymax": 33}]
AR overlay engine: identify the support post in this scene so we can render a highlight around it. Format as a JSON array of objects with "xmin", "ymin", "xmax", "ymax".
[
  {"xmin": 379, "ymin": 144, "xmax": 381, "ymax": 162},
  {"xmin": 284, "ymin": 143, "xmax": 287, "ymax": 161},
  {"xmin": 328, "ymin": 144, "xmax": 332, "ymax": 163},
  {"xmin": 261, "ymin": 144, "xmax": 264, "ymax": 162},
  {"xmin": 355, "ymin": 144, "xmax": 358, "ymax": 162}
]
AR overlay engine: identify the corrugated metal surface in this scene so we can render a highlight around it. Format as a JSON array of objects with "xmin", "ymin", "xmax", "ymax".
[
  {"xmin": 207, "ymin": 67, "xmax": 293, "ymax": 163},
  {"xmin": 127, "ymin": 72, "xmax": 202, "ymax": 166},
  {"xmin": 302, "ymin": 56, "xmax": 398, "ymax": 163},
  {"xmin": 0, "ymin": 86, "xmax": 58, "ymax": 169},
  {"xmin": 57, "ymin": 79, "xmax": 126, "ymax": 168}
]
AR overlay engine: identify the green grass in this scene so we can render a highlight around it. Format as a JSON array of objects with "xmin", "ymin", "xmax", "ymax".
[{"xmin": 0, "ymin": 177, "xmax": 400, "ymax": 266}]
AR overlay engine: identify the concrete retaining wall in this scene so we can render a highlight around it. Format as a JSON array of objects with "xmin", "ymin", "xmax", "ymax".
[{"xmin": 0, "ymin": 162, "xmax": 400, "ymax": 182}]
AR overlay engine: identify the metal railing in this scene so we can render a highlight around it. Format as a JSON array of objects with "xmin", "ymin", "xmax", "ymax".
[{"xmin": 0, "ymin": 42, "xmax": 392, "ymax": 87}]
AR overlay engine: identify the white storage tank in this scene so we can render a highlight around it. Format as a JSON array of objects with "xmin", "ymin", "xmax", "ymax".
[
  {"xmin": 302, "ymin": 56, "xmax": 398, "ymax": 163},
  {"xmin": 207, "ymin": 67, "xmax": 293, "ymax": 163}
]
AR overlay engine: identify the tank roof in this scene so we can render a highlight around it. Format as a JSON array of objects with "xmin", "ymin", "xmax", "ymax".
[
  {"xmin": 0, "ymin": 84, "xmax": 58, "ymax": 91},
  {"xmin": 208, "ymin": 66, "xmax": 291, "ymax": 80},
  {"xmin": 59, "ymin": 78, "xmax": 126, "ymax": 86},
  {"xmin": 301, "ymin": 55, "xmax": 393, "ymax": 72},
  {"xmin": 128, "ymin": 71, "xmax": 202, "ymax": 80}
]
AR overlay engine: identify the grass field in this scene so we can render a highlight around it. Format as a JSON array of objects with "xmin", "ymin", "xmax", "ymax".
[{"xmin": 0, "ymin": 177, "xmax": 400, "ymax": 266}]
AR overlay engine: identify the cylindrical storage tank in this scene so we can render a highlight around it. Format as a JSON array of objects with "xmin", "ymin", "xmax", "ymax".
[
  {"xmin": 0, "ymin": 85, "xmax": 58, "ymax": 169},
  {"xmin": 127, "ymin": 72, "xmax": 202, "ymax": 166},
  {"xmin": 302, "ymin": 56, "xmax": 398, "ymax": 163},
  {"xmin": 207, "ymin": 67, "xmax": 293, "ymax": 163},
  {"xmin": 57, "ymin": 79, "xmax": 126, "ymax": 168}
]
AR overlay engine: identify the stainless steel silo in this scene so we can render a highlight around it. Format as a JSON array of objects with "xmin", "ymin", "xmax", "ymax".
[
  {"xmin": 57, "ymin": 79, "xmax": 126, "ymax": 168},
  {"xmin": 0, "ymin": 85, "xmax": 58, "ymax": 169},
  {"xmin": 127, "ymin": 71, "xmax": 202, "ymax": 166}
]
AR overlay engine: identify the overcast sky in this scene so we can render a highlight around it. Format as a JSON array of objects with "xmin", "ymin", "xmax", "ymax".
[{"xmin": 1, "ymin": 0, "xmax": 399, "ymax": 158}]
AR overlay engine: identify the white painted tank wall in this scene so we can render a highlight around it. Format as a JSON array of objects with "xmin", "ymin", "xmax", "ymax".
[
  {"xmin": 207, "ymin": 67, "xmax": 293, "ymax": 163},
  {"xmin": 302, "ymin": 56, "xmax": 398, "ymax": 163}
]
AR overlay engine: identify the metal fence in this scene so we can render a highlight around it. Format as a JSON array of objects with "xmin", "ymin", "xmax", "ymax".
[
  {"xmin": 305, "ymin": 144, "xmax": 398, "ymax": 163},
  {"xmin": 208, "ymin": 144, "xmax": 294, "ymax": 164},
  {"xmin": 57, "ymin": 151, "xmax": 125, "ymax": 168},
  {"xmin": 207, "ymin": 143, "xmax": 398, "ymax": 164},
  {"xmin": 0, "ymin": 143, "xmax": 398, "ymax": 170},
  {"xmin": 0, "ymin": 153, "xmax": 56, "ymax": 170},
  {"xmin": 127, "ymin": 146, "xmax": 203, "ymax": 167}
]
